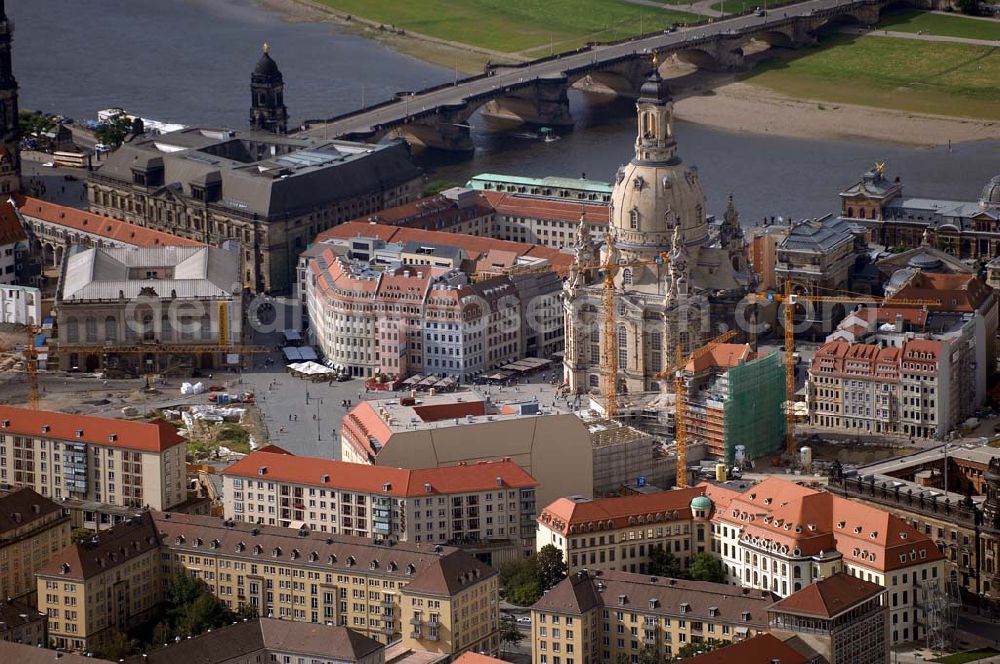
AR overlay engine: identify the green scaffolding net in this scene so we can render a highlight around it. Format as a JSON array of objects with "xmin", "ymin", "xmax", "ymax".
[{"xmin": 723, "ymin": 351, "xmax": 786, "ymax": 465}]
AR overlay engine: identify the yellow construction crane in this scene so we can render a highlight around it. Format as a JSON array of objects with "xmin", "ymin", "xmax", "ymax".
[
  {"xmin": 747, "ymin": 281, "xmax": 940, "ymax": 457},
  {"xmin": 26, "ymin": 325, "xmax": 39, "ymax": 410},
  {"xmin": 657, "ymin": 329, "xmax": 737, "ymax": 488},
  {"xmin": 590, "ymin": 236, "xmax": 670, "ymax": 420}
]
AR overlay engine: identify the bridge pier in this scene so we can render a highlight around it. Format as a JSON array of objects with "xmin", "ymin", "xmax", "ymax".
[
  {"xmin": 391, "ymin": 102, "xmax": 474, "ymax": 152},
  {"xmin": 481, "ymin": 76, "xmax": 573, "ymax": 127}
]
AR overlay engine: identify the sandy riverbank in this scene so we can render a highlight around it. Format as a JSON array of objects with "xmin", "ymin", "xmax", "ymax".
[
  {"xmin": 673, "ymin": 80, "xmax": 1000, "ymax": 147},
  {"xmin": 260, "ymin": 0, "xmax": 1000, "ymax": 146}
]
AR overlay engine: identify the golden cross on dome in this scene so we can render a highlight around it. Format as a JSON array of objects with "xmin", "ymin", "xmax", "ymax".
[
  {"xmin": 263, "ymin": 41, "xmax": 270, "ymax": 54},
  {"xmin": 875, "ymin": 161, "xmax": 885, "ymax": 175}
]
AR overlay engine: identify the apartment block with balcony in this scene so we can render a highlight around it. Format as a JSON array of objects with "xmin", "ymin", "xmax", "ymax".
[
  {"xmin": 529, "ymin": 569, "xmax": 772, "ymax": 664},
  {"xmin": 222, "ymin": 449, "xmax": 537, "ymax": 567},
  {"xmin": 0, "ymin": 487, "xmax": 71, "ymax": 601},
  {"xmin": 0, "ymin": 406, "xmax": 186, "ymax": 510},
  {"xmin": 536, "ymin": 488, "xmax": 712, "ymax": 576}
]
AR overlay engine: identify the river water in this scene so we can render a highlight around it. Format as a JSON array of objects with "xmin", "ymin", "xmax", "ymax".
[{"xmin": 11, "ymin": 0, "xmax": 999, "ymax": 222}]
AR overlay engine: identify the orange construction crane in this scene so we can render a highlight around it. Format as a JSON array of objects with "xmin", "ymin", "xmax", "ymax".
[
  {"xmin": 26, "ymin": 325, "xmax": 39, "ymax": 409},
  {"xmin": 656, "ymin": 329, "xmax": 737, "ymax": 488},
  {"xmin": 747, "ymin": 281, "xmax": 939, "ymax": 457}
]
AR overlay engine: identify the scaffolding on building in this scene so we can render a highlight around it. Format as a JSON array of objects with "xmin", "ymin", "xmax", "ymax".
[
  {"xmin": 722, "ymin": 351, "xmax": 786, "ymax": 464},
  {"xmin": 921, "ymin": 573, "xmax": 963, "ymax": 652}
]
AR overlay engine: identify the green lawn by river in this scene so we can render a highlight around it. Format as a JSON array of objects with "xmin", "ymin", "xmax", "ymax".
[
  {"xmin": 312, "ymin": 0, "xmax": 701, "ymax": 53},
  {"xmin": 745, "ymin": 35, "xmax": 1000, "ymax": 120},
  {"xmin": 878, "ymin": 10, "xmax": 1000, "ymax": 41}
]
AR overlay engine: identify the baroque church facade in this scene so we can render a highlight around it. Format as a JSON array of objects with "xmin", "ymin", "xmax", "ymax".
[{"xmin": 563, "ymin": 64, "xmax": 749, "ymax": 398}]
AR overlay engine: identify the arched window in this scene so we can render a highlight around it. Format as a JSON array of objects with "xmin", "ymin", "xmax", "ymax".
[
  {"xmin": 617, "ymin": 326, "xmax": 627, "ymax": 368},
  {"xmin": 200, "ymin": 314, "xmax": 212, "ymax": 341},
  {"xmin": 793, "ymin": 565, "xmax": 801, "ymax": 579},
  {"xmin": 85, "ymin": 317, "xmax": 97, "ymax": 343},
  {"xmin": 629, "ymin": 207, "xmax": 639, "ymax": 229},
  {"xmin": 847, "ymin": 207, "xmax": 854, "ymax": 218},
  {"xmin": 622, "ymin": 268, "xmax": 633, "ymax": 286},
  {"xmin": 104, "ymin": 316, "xmax": 117, "ymax": 342},
  {"xmin": 65, "ymin": 317, "xmax": 79, "ymax": 343}
]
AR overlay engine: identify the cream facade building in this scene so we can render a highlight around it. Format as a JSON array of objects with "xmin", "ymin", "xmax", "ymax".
[
  {"xmin": 340, "ymin": 392, "xmax": 593, "ymax": 510},
  {"xmin": 535, "ymin": 487, "xmax": 711, "ymax": 575},
  {"xmin": 562, "ymin": 67, "xmax": 748, "ymax": 397},
  {"xmin": 0, "ymin": 406, "xmax": 187, "ymax": 510},
  {"xmin": 704, "ymin": 477, "xmax": 945, "ymax": 645},
  {"xmin": 0, "ymin": 487, "xmax": 71, "ymax": 601},
  {"xmin": 222, "ymin": 450, "xmax": 537, "ymax": 566},
  {"xmin": 530, "ymin": 570, "xmax": 771, "ymax": 664}
]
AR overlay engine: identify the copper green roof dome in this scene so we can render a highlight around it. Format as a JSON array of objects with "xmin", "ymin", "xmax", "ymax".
[{"xmin": 691, "ymin": 495, "xmax": 713, "ymax": 511}]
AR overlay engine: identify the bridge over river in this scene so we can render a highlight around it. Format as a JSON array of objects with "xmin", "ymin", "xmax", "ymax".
[{"xmin": 300, "ymin": 0, "xmax": 902, "ymax": 150}]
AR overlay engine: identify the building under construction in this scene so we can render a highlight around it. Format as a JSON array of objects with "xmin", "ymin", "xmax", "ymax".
[
  {"xmin": 682, "ymin": 344, "xmax": 786, "ymax": 464},
  {"xmin": 588, "ymin": 419, "xmax": 675, "ymax": 495}
]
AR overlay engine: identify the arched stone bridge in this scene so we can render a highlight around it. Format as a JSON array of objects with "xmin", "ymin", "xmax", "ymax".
[{"xmin": 299, "ymin": 0, "xmax": 905, "ymax": 151}]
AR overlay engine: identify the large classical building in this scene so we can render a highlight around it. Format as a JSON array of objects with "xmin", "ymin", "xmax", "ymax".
[
  {"xmin": 304, "ymin": 245, "xmax": 563, "ymax": 381},
  {"xmin": 56, "ymin": 245, "xmax": 243, "ymax": 374},
  {"xmin": 340, "ymin": 391, "xmax": 593, "ymax": 510},
  {"xmin": 222, "ymin": 449, "xmax": 537, "ymax": 566},
  {"xmin": 704, "ymin": 477, "xmax": 945, "ymax": 645},
  {"xmin": 0, "ymin": 405, "xmax": 187, "ymax": 509},
  {"xmin": 36, "ymin": 511, "xmax": 499, "ymax": 654},
  {"xmin": 529, "ymin": 570, "xmax": 773, "ymax": 664},
  {"xmin": 775, "ymin": 214, "xmax": 865, "ymax": 297},
  {"xmin": 86, "ymin": 124, "xmax": 422, "ymax": 293},
  {"xmin": 535, "ymin": 487, "xmax": 712, "ymax": 574},
  {"xmin": 840, "ymin": 165, "xmax": 1000, "ymax": 260},
  {"xmin": 0, "ymin": 487, "xmax": 70, "ymax": 600},
  {"xmin": 562, "ymin": 67, "xmax": 749, "ymax": 397}
]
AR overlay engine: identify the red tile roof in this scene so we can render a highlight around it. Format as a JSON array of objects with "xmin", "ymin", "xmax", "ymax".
[
  {"xmin": 0, "ymin": 199, "xmax": 27, "ymax": 246},
  {"xmin": 454, "ymin": 653, "xmax": 508, "ymax": 664},
  {"xmin": 15, "ymin": 196, "xmax": 203, "ymax": 248},
  {"xmin": 481, "ymin": 190, "xmax": 608, "ymax": 225},
  {"xmin": 770, "ymin": 572, "xmax": 884, "ymax": 618},
  {"xmin": 709, "ymin": 477, "xmax": 944, "ymax": 572},
  {"xmin": 223, "ymin": 450, "xmax": 537, "ymax": 496},
  {"xmin": 317, "ymin": 221, "xmax": 574, "ymax": 275},
  {"xmin": 687, "ymin": 343, "xmax": 753, "ymax": 373},
  {"xmin": 893, "ymin": 272, "xmax": 991, "ymax": 313},
  {"xmin": 538, "ymin": 487, "xmax": 706, "ymax": 536},
  {"xmin": 682, "ymin": 633, "xmax": 809, "ymax": 664},
  {"xmin": 0, "ymin": 405, "xmax": 185, "ymax": 453}
]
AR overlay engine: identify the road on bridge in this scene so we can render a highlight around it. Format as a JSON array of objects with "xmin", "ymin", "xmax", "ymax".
[{"xmin": 300, "ymin": 0, "xmax": 867, "ymax": 141}]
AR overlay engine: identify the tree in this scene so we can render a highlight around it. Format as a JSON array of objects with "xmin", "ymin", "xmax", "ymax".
[
  {"xmin": 71, "ymin": 527, "xmax": 94, "ymax": 544},
  {"xmin": 151, "ymin": 621, "xmax": 173, "ymax": 647},
  {"xmin": 674, "ymin": 638, "xmax": 727, "ymax": 660},
  {"xmin": 536, "ymin": 544, "xmax": 568, "ymax": 591},
  {"xmin": 95, "ymin": 115, "xmax": 133, "ymax": 148},
  {"xmin": 954, "ymin": 0, "xmax": 979, "ymax": 14},
  {"xmin": 686, "ymin": 553, "xmax": 725, "ymax": 584},
  {"xmin": 92, "ymin": 628, "xmax": 138, "ymax": 660},
  {"xmin": 637, "ymin": 644, "xmax": 660, "ymax": 664},
  {"xmin": 18, "ymin": 110, "xmax": 55, "ymax": 138},
  {"xmin": 236, "ymin": 603, "xmax": 258, "ymax": 620},
  {"xmin": 499, "ymin": 558, "xmax": 542, "ymax": 606},
  {"xmin": 499, "ymin": 614, "xmax": 524, "ymax": 654},
  {"xmin": 647, "ymin": 545, "xmax": 682, "ymax": 578},
  {"xmin": 163, "ymin": 573, "xmax": 237, "ymax": 638}
]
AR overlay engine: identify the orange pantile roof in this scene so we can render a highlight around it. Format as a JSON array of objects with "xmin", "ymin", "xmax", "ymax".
[
  {"xmin": 771, "ymin": 572, "xmax": 883, "ymax": 618},
  {"xmin": 352, "ymin": 191, "xmax": 495, "ymax": 230},
  {"xmin": 538, "ymin": 487, "xmax": 706, "ymax": 536},
  {"xmin": 682, "ymin": 633, "xmax": 809, "ymax": 664},
  {"xmin": 687, "ymin": 343, "xmax": 753, "ymax": 373},
  {"xmin": 15, "ymin": 196, "xmax": 203, "ymax": 248},
  {"xmin": 454, "ymin": 654, "xmax": 507, "ymax": 664},
  {"xmin": 712, "ymin": 477, "xmax": 944, "ymax": 572},
  {"xmin": 223, "ymin": 450, "xmax": 537, "ymax": 496},
  {"xmin": 0, "ymin": 405, "xmax": 185, "ymax": 453},
  {"xmin": 317, "ymin": 221, "xmax": 574, "ymax": 275},
  {"xmin": 893, "ymin": 272, "xmax": 991, "ymax": 314},
  {"xmin": 0, "ymin": 199, "xmax": 27, "ymax": 246},
  {"xmin": 481, "ymin": 190, "xmax": 609, "ymax": 225}
]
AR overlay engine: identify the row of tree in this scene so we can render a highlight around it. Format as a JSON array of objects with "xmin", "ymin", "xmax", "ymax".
[
  {"xmin": 90, "ymin": 573, "xmax": 257, "ymax": 660},
  {"xmin": 499, "ymin": 544, "xmax": 569, "ymax": 606}
]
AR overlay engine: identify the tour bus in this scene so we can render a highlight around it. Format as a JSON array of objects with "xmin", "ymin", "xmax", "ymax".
[{"xmin": 52, "ymin": 150, "xmax": 88, "ymax": 168}]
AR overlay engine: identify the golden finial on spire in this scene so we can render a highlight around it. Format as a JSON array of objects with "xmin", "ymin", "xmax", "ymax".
[
  {"xmin": 263, "ymin": 41, "xmax": 270, "ymax": 54},
  {"xmin": 652, "ymin": 50, "xmax": 660, "ymax": 68},
  {"xmin": 875, "ymin": 161, "xmax": 885, "ymax": 175}
]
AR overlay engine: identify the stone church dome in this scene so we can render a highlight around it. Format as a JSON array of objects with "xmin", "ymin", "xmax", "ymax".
[
  {"xmin": 254, "ymin": 45, "xmax": 282, "ymax": 80},
  {"xmin": 981, "ymin": 175, "xmax": 1000, "ymax": 207},
  {"xmin": 610, "ymin": 67, "xmax": 707, "ymax": 262}
]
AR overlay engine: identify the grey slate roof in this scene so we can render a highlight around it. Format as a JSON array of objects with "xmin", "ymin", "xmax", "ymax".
[
  {"xmin": 94, "ymin": 128, "xmax": 422, "ymax": 219},
  {"xmin": 780, "ymin": 216, "xmax": 857, "ymax": 252},
  {"xmin": 126, "ymin": 618, "xmax": 382, "ymax": 664},
  {"xmin": 0, "ymin": 642, "xmax": 113, "ymax": 664},
  {"xmin": 61, "ymin": 246, "xmax": 240, "ymax": 301}
]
